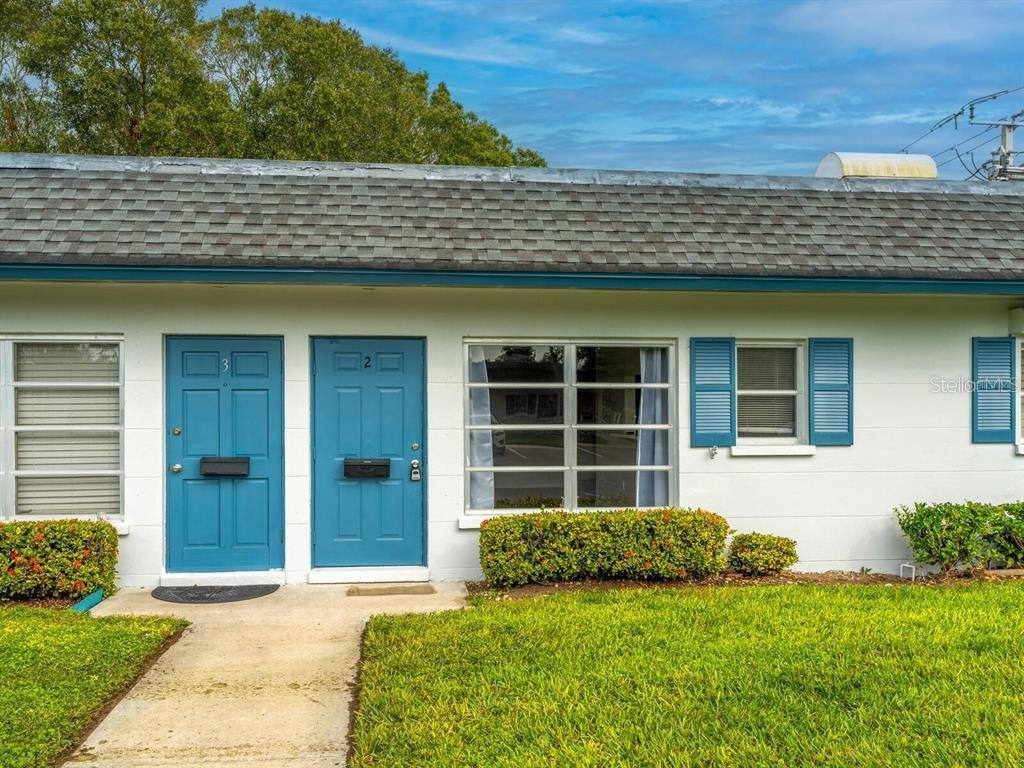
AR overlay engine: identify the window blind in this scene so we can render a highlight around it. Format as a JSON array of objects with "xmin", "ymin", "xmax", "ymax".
[
  {"xmin": 4, "ymin": 340, "xmax": 124, "ymax": 518},
  {"xmin": 16, "ymin": 476, "xmax": 121, "ymax": 515},
  {"xmin": 15, "ymin": 388, "xmax": 120, "ymax": 425},
  {"xmin": 15, "ymin": 343, "xmax": 120, "ymax": 381},
  {"xmin": 736, "ymin": 346, "xmax": 798, "ymax": 439},
  {"xmin": 16, "ymin": 432, "xmax": 120, "ymax": 470}
]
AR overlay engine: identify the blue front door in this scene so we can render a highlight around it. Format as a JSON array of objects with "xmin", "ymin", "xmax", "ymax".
[
  {"xmin": 312, "ymin": 338, "xmax": 426, "ymax": 567},
  {"xmin": 166, "ymin": 336, "xmax": 284, "ymax": 572}
]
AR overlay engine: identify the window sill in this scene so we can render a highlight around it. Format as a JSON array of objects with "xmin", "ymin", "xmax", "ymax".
[
  {"xmin": 459, "ymin": 515, "xmax": 487, "ymax": 530},
  {"xmin": 730, "ymin": 445, "xmax": 816, "ymax": 457},
  {"xmin": 1015, "ymin": 444, "xmax": 1024, "ymax": 456}
]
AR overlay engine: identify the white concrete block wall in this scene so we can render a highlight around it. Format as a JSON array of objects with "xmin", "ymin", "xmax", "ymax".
[{"xmin": 0, "ymin": 281, "xmax": 1019, "ymax": 584}]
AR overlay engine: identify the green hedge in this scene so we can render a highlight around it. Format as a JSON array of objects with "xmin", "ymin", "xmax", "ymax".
[
  {"xmin": 728, "ymin": 532, "xmax": 799, "ymax": 576},
  {"xmin": 479, "ymin": 508, "xmax": 731, "ymax": 587},
  {"xmin": 894, "ymin": 501, "xmax": 1024, "ymax": 573},
  {"xmin": 990, "ymin": 503, "xmax": 1024, "ymax": 568},
  {"xmin": 0, "ymin": 520, "xmax": 118, "ymax": 600},
  {"xmin": 896, "ymin": 502, "xmax": 998, "ymax": 573}
]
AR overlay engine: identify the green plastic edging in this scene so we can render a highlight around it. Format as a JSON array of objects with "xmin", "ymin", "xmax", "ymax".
[{"xmin": 70, "ymin": 588, "xmax": 104, "ymax": 613}]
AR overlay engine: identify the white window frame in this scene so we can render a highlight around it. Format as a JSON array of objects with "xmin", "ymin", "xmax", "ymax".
[
  {"xmin": 0, "ymin": 334, "xmax": 125, "ymax": 521},
  {"xmin": 735, "ymin": 340, "xmax": 807, "ymax": 446},
  {"xmin": 1016, "ymin": 337, "xmax": 1024, "ymax": 454},
  {"xmin": 462, "ymin": 339, "xmax": 677, "ymax": 516}
]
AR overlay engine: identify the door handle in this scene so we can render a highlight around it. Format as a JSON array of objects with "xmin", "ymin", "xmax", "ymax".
[
  {"xmin": 410, "ymin": 459, "xmax": 421, "ymax": 481},
  {"xmin": 171, "ymin": 464, "xmax": 183, "ymax": 474}
]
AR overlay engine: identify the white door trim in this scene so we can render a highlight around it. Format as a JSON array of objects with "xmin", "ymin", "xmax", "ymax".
[
  {"xmin": 307, "ymin": 566, "xmax": 430, "ymax": 584},
  {"xmin": 159, "ymin": 570, "xmax": 287, "ymax": 587}
]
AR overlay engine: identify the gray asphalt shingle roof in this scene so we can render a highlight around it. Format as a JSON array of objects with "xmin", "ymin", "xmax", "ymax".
[{"xmin": 1, "ymin": 153, "xmax": 1023, "ymax": 281}]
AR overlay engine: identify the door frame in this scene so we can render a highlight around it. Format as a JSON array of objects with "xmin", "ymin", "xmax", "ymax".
[
  {"xmin": 164, "ymin": 334, "xmax": 285, "ymax": 573},
  {"xmin": 309, "ymin": 336, "xmax": 428, "ymax": 568}
]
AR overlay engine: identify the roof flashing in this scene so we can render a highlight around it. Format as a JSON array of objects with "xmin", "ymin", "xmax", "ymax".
[{"xmin": 2, "ymin": 151, "xmax": 1023, "ymax": 197}]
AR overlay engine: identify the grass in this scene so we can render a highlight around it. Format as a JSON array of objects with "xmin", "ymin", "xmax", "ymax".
[
  {"xmin": 0, "ymin": 606, "xmax": 187, "ymax": 768},
  {"xmin": 352, "ymin": 583, "xmax": 1024, "ymax": 768}
]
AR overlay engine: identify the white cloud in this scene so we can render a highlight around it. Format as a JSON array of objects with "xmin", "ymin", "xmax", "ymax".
[
  {"xmin": 779, "ymin": 0, "xmax": 1024, "ymax": 51},
  {"xmin": 552, "ymin": 25, "xmax": 616, "ymax": 44},
  {"xmin": 354, "ymin": 24, "xmax": 548, "ymax": 67}
]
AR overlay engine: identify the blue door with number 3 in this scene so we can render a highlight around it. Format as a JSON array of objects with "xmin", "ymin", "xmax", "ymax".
[
  {"xmin": 312, "ymin": 338, "xmax": 426, "ymax": 567},
  {"xmin": 166, "ymin": 336, "xmax": 284, "ymax": 572}
]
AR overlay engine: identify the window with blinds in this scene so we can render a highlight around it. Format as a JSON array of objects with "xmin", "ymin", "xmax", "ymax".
[
  {"xmin": 1, "ymin": 340, "xmax": 123, "ymax": 517},
  {"xmin": 736, "ymin": 344, "xmax": 804, "ymax": 441}
]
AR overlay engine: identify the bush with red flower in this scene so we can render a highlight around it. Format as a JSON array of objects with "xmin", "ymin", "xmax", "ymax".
[
  {"xmin": 0, "ymin": 519, "xmax": 118, "ymax": 599},
  {"xmin": 727, "ymin": 532, "xmax": 798, "ymax": 576}
]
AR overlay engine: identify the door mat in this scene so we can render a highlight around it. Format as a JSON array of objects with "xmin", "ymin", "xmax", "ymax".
[
  {"xmin": 152, "ymin": 585, "xmax": 280, "ymax": 604},
  {"xmin": 347, "ymin": 583, "xmax": 436, "ymax": 597}
]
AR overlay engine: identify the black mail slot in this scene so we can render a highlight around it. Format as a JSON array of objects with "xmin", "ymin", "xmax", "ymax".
[
  {"xmin": 344, "ymin": 458, "xmax": 391, "ymax": 478},
  {"xmin": 200, "ymin": 457, "xmax": 250, "ymax": 477}
]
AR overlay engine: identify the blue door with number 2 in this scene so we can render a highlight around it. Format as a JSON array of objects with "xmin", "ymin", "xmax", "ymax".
[
  {"xmin": 166, "ymin": 336, "xmax": 284, "ymax": 572},
  {"xmin": 312, "ymin": 338, "xmax": 426, "ymax": 567}
]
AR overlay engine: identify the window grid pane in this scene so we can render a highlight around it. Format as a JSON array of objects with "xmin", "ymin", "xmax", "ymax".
[
  {"xmin": 15, "ymin": 343, "xmax": 120, "ymax": 382},
  {"xmin": 16, "ymin": 475, "xmax": 120, "ymax": 516},
  {"xmin": 466, "ymin": 342, "xmax": 673, "ymax": 512},
  {"xmin": 15, "ymin": 388, "xmax": 120, "ymax": 426},
  {"xmin": 737, "ymin": 347, "xmax": 796, "ymax": 391}
]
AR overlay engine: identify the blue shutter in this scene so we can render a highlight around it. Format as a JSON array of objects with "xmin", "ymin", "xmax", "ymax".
[
  {"xmin": 972, "ymin": 337, "xmax": 1016, "ymax": 444},
  {"xmin": 809, "ymin": 338, "xmax": 853, "ymax": 446},
  {"xmin": 690, "ymin": 337, "xmax": 736, "ymax": 447}
]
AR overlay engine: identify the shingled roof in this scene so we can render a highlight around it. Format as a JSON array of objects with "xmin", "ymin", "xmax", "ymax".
[{"xmin": 1, "ymin": 152, "xmax": 1023, "ymax": 281}]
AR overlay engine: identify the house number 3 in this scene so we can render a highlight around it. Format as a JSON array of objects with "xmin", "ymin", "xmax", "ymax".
[{"xmin": 222, "ymin": 358, "xmax": 229, "ymax": 373}]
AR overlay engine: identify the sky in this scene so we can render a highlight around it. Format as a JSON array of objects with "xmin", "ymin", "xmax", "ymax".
[{"xmin": 207, "ymin": 0, "xmax": 1024, "ymax": 177}]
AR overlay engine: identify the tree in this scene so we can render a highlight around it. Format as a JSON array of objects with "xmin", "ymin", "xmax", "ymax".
[
  {"xmin": 421, "ymin": 82, "xmax": 536, "ymax": 166},
  {"xmin": 0, "ymin": 0, "xmax": 54, "ymax": 151},
  {"xmin": 20, "ymin": 0, "xmax": 241, "ymax": 156},
  {"xmin": 202, "ymin": 5, "xmax": 429, "ymax": 162},
  {"xmin": 201, "ymin": 5, "xmax": 544, "ymax": 166},
  {"xmin": 1, "ymin": 0, "xmax": 544, "ymax": 165}
]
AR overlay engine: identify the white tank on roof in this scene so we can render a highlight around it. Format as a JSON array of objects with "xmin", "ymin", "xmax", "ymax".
[{"xmin": 815, "ymin": 152, "xmax": 938, "ymax": 179}]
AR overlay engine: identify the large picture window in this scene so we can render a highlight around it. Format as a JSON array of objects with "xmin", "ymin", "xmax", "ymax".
[
  {"xmin": 465, "ymin": 342, "xmax": 673, "ymax": 512},
  {"xmin": 0, "ymin": 338, "xmax": 124, "ymax": 518}
]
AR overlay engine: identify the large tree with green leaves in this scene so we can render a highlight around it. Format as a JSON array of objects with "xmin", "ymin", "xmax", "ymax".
[{"xmin": 0, "ymin": 0, "xmax": 544, "ymax": 165}]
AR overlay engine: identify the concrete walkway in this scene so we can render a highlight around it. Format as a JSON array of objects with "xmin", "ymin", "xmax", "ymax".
[{"xmin": 66, "ymin": 583, "xmax": 467, "ymax": 767}]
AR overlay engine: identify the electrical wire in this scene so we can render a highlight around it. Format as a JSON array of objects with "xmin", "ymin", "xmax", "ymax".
[
  {"xmin": 931, "ymin": 124, "xmax": 997, "ymax": 160},
  {"xmin": 899, "ymin": 85, "xmax": 1024, "ymax": 153},
  {"xmin": 936, "ymin": 132, "xmax": 1000, "ymax": 168},
  {"xmin": 953, "ymin": 148, "xmax": 988, "ymax": 180}
]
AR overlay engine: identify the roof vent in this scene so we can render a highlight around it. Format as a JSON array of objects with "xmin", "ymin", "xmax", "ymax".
[{"xmin": 815, "ymin": 152, "xmax": 938, "ymax": 180}]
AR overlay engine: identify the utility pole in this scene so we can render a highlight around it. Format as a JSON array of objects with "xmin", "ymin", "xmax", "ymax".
[{"xmin": 970, "ymin": 109, "xmax": 1024, "ymax": 181}]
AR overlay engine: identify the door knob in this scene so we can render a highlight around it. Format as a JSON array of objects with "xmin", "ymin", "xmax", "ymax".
[
  {"xmin": 171, "ymin": 464, "xmax": 183, "ymax": 473},
  {"xmin": 410, "ymin": 459, "xmax": 421, "ymax": 482}
]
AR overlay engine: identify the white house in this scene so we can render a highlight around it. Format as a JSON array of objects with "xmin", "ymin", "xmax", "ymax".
[{"xmin": 0, "ymin": 152, "xmax": 1022, "ymax": 586}]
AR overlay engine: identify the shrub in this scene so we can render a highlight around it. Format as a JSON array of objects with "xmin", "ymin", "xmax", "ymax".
[
  {"xmin": 895, "ymin": 502, "xmax": 997, "ymax": 573},
  {"xmin": 988, "ymin": 503, "xmax": 1024, "ymax": 568},
  {"xmin": 0, "ymin": 519, "xmax": 118, "ymax": 600},
  {"xmin": 728, "ymin": 532, "xmax": 798, "ymax": 576},
  {"xmin": 478, "ymin": 508, "xmax": 730, "ymax": 588}
]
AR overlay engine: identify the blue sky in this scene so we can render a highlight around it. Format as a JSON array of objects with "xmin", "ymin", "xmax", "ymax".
[{"xmin": 208, "ymin": 0, "xmax": 1024, "ymax": 177}]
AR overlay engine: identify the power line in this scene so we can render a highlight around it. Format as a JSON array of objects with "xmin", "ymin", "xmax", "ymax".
[
  {"xmin": 936, "ymin": 132, "xmax": 1000, "ymax": 168},
  {"xmin": 953, "ymin": 147, "xmax": 988, "ymax": 181},
  {"xmin": 931, "ymin": 124, "xmax": 997, "ymax": 159},
  {"xmin": 899, "ymin": 85, "xmax": 1024, "ymax": 153}
]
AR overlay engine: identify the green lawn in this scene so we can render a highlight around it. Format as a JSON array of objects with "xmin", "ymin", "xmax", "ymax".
[
  {"xmin": 0, "ymin": 606, "xmax": 187, "ymax": 768},
  {"xmin": 352, "ymin": 583, "xmax": 1024, "ymax": 768}
]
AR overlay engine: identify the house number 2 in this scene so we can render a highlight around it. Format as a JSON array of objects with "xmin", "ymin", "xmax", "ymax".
[{"xmin": 363, "ymin": 356, "xmax": 372, "ymax": 369}]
